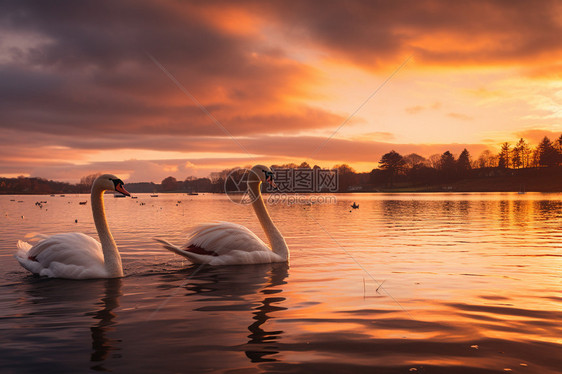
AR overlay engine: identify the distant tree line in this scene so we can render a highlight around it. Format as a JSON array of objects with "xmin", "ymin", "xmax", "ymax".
[
  {"xmin": 372, "ymin": 135, "xmax": 562, "ymax": 189},
  {"xmin": 0, "ymin": 176, "xmax": 80, "ymax": 194},
  {"xmin": 2, "ymin": 135, "xmax": 562, "ymax": 194}
]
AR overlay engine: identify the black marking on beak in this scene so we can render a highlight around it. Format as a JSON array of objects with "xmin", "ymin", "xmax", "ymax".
[
  {"xmin": 109, "ymin": 178, "xmax": 124, "ymax": 188},
  {"xmin": 110, "ymin": 178, "xmax": 130, "ymax": 196}
]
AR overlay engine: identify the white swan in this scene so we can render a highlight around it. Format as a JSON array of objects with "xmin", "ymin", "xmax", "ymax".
[
  {"xmin": 155, "ymin": 165, "xmax": 289, "ymax": 265},
  {"xmin": 15, "ymin": 174, "xmax": 130, "ymax": 279}
]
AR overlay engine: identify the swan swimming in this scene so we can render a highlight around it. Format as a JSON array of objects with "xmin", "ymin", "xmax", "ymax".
[
  {"xmin": 155, "ymin": 165, "xmax": 289, "ymax": 265},
  {"xmin": 15, "ymin": 174, "xmax": 130, "ymax": 279}
]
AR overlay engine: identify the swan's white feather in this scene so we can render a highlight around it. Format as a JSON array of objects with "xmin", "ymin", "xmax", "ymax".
[
  {"xmin": 188, "ymin": 222, "xmax": 268, "ymax": 254},
  {"xmin": 15, "ymin": 232, "xmax": 108, "ymax": 279},
  {"xmin": 156, "ymin": 221, "xmax": 285, "ymax": 265}
]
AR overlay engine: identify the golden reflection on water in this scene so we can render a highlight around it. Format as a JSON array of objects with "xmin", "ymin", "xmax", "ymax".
[{"xmin": 1, "ymin": 193, "xmax": 561, "ymax": 372}]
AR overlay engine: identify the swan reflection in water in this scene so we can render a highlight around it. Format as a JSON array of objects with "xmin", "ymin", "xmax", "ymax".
[
  {"xmin": 174, "ymin": 262, "xmax": 288, "ymax": 363},
  {"xmin": 16, "ymin": 277, "xmax": 123, "ymax": 372},
  {"xmin": 245, "ymin": 263, "xmax": 288, "ymax": 362},
  {"xmin": 89, "ymin": 278, "xmax": 123, "ymax": 370}
]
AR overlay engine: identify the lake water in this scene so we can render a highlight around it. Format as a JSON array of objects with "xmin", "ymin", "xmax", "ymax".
[{"xmin": 1, "ymin": 192, "xmax": 561, "ymax": 373}]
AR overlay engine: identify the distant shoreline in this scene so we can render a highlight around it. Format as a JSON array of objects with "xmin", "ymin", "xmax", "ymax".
[{"xmin": 2, "ymin": 167, "xmax": 562, "ymax": 195}]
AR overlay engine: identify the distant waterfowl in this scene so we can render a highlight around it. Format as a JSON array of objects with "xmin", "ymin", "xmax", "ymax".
[
  {"xmin": 155, "ymin": 165, "xmax": 289, "ymax": 265},
  {"xmin": 15, "ymin": 174, "xmax": 130, "ymax": 279}
]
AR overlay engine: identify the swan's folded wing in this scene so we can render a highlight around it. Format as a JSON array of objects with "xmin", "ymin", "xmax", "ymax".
[
  {"xmin": 25, "ymin": 232, "xmax": 104, "ymax": 267},
  {"xmin": 186, "ymin": 222, "xmax": 270, "ymax": 255}
]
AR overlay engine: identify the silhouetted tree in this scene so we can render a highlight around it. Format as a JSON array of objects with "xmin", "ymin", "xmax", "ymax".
[
  {"xmin": 184, "ymin": 177, "xmax": 212, "ymax": 192},
  {"xmin": 439, "ymin": 151, "xmax": 455, "ymax": 169},
  {"xmin": 555, "ymin": 134, "xmax": 562, "ymax": 150},
  {"xmin": 161, "ymin": 176, "xmax": 179, "ymax": 191},
  {"xmin": 439, "ymin": 151, "xmax": 457, "ymax": 180},
  {"xmin": 408, "ymin": 164, "xmax": 438, "ymax": 185},
  {"xmin": 538, "ymin": 136, "xmax": 559, "ymax": 167},
  {"xmin": 477, "ymin": 150, "xmax": 493, "ymax": 168},
  {"xmin": 498, "ymin": 142, "xmax": 511, "ymax": 169},
  {"xmin": 379, "ymin": 150, "xmax": 406, "ymax": 186},
  {"xmin": 333, "ymin": 164, "xmax": 357, "ymax": 191},
  {"xmin": 403, "ymin": 153, "xmax": 426, "ymax": 169},
  {"xmin": 512, "ymin": 138, "xmax": 525, "ymax": 168},
  {"xmin": 531, "ymin": 147, "xmax": 541, "ymax": 167},
  {"xmin": 457, "ymin": 148, "xmax": 472, "ymax": 176},
  {"xmin": 427, "ymin": 154, "xmax": 441, "ymax": 169}
]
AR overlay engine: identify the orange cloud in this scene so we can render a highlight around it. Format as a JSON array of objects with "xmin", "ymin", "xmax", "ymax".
[{"xmin": 514, "ymin": 129, "xmax": 562, "ymax": 144}]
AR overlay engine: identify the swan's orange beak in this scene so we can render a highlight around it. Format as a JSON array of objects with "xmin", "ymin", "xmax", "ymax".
[{"xmin": 116, "ymin": 184, "xmax": 131, "ymax": 197}]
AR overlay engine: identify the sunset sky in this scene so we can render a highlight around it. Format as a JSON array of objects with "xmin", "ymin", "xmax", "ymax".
[{"xmin": 1, "ymin": 1, "xmax": 561, "ymax": 183}]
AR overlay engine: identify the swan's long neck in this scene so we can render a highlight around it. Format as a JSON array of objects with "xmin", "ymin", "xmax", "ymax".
[
  {"xmin": 249, "ymin": 181, "xmax": 289, "ymax": 260},
  {"xmin": 91, "ymin": 186, "xmax": 123, "ymax": 277}
]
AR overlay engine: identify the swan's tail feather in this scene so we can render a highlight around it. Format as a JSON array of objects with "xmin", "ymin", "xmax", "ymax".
[
  {"xmin": 16, "ymin": 240, "xmax": 33, "ymax": 263},
  {"xmin": 15, "ymin": 240, "xmax": 44, "ymax": 274},
  {"xmin": 17, "ymin": 240, "xmax": 32, "ymax": 253},
  {"xmin": 154, "ymin": 238, "xmax": 205, "ymax": 264},
  {"xmin": 16, "ymin": 234, "xmax": 46, "ymax": 259}
]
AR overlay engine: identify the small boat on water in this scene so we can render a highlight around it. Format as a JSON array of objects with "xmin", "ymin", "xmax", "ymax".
[
  {"xmin": 79, "ymin": 201, "xmax": 87, "ymax": 205},
  {"xmin": 114, "ymin": 194, "xmax": 126, "ymax": 198},
  {"xmin": 150, "ymin": 194, "xmax": 159, "ymax": 197},
  {"xmin": 187, "ymin": 192, "xmax": 199, "ymax": 195}
]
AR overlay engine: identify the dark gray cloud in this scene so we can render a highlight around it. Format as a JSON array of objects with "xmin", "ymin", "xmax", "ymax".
[{"xmin": 0, "ymin": 0, "xmax": 341, "ymax": 140}]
